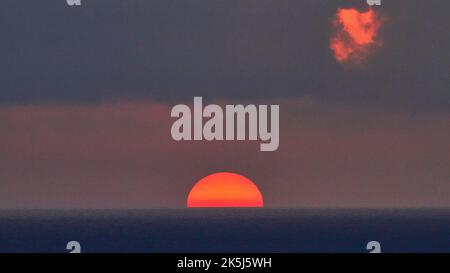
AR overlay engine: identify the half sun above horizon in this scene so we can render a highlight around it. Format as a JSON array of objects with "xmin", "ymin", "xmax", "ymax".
[{"xmin": 187, "ymin": 172, "xmax": 264, "ymax": 208}]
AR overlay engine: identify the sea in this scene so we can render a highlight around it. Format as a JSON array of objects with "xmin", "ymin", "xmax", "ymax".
[{"xmin": 0, "ymin": 209, "xmax": 449, "ymax": 253}]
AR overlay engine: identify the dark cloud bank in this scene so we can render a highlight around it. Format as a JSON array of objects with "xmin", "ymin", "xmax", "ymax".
[{"xmin": 0, "ymin": 0, "xmax": 449, "ymax": 110}]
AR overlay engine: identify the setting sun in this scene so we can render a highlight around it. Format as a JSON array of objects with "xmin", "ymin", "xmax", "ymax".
[{"xmin": 187, "ymin": 172, "xmax": 264, "ymax": 208}]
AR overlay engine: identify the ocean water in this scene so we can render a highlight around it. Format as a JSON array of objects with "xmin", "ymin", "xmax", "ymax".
[{"xmin": 0, "ymin": 209, "xmax": 449, "ymax": 253}]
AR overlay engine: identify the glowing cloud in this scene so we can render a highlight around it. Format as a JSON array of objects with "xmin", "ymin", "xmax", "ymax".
[{"xmin": 330, "ymin": 8, "xmax": 383, "ymax": 63}]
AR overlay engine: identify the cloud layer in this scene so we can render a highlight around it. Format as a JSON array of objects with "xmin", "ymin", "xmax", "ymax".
[{"xmin": 0, "ymin": 1, "xmax": 449, "ymax": 110}]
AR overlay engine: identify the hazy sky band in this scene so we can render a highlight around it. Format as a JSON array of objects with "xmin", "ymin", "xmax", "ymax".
[{"xmin": 1, "ymin": 99, "xmax": 449, "ymax": 208}]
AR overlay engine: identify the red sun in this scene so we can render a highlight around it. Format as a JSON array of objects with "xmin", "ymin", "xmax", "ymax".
[{"xmin": 187, "ymin": 172, "xmax": 264, "ymax": 208}]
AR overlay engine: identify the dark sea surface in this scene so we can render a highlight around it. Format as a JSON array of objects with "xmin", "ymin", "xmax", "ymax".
[{"xmin": 0, "ymin": 209, "xmax": 449, "ymax": 253}]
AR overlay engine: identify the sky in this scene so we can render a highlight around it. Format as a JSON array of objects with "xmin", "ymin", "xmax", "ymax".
[{"xmin": 0, "ymin": 0, "xmax": 449, "ymax": 208}]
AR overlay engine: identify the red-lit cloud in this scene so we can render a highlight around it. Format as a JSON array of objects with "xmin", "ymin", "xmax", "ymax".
[{"xmin": 330, "ymin": 8, "xmax": 383, "ymax": 63}]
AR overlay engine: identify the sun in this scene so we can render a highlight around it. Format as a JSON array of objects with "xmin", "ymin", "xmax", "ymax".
[{"xmin": 187, "ymin": 172, "xmax": 264, "ymax": 208}]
